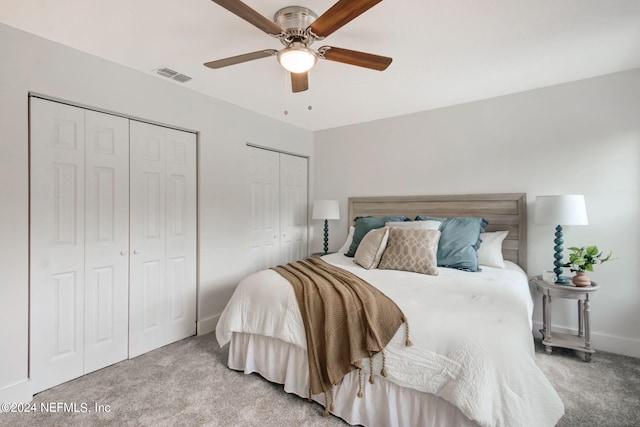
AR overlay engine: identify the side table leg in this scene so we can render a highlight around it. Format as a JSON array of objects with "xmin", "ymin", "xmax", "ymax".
[
  {"xmin": 578, "ymin": 299, "xmax": 584, "ymax": 338},
  {"xmin": 545, "ymin": 293, "xmax": 552, "ymax": 354},
  {"xmin": 541, "ymin": 294, "xmax": 547, "ymax": 336},
  {"xmin": 584, "ymin": 296, "xmax": 592, "ymax": 362}
]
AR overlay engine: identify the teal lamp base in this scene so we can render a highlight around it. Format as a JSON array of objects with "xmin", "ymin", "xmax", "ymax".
[
  {"xmin": 322, "ymin": 219, "xmax": 329, "ymax": 255},
  {"xmin": 553, "ymin": 225, "xmax": 570, "ymax": 284}
]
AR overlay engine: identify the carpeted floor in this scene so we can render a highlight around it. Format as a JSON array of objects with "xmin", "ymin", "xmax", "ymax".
[
  {"xmin": 533, "ymin": 341, "xmax": 640, "ymax": 427},
  {"xmin": 1, "ymin": 333, "xmax": 638, "ymax": 427}
]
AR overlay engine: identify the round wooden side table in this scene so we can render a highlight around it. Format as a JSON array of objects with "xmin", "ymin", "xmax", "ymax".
[{"xmin": 530, "ymin": 276, "xmax": 600, "ymax": 362}]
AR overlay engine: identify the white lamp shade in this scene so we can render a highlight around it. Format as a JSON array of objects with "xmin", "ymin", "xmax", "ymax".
[
  {"xmin": 534, "ymin": 195, "xmax": 588, "ymax": 225},
  {"xmin": 312, "ymin": 200, "xmax": 340, "ymax": 220}
]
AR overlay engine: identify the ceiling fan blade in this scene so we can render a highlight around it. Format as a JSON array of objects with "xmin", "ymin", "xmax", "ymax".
[
  {"xmin": 308, "ymin": 0, "xmax": 383, "ymax": 38},
  {"xmin": 204, "ymin": 49, "xmax": 278, "ymax": 69},
  {"xmin": 211, "ymin": 0, "xmax": 284, "ymax": 35},
  {"xmin": 291, "ymin": 72, "xmax": 309, "ymax": 93},
  {"xmin": 320, "ymin": 46, "xmax": 392, "ymax": 71}
]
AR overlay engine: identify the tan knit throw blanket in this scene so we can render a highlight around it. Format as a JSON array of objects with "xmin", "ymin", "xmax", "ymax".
[{"xmin": 272, "ymin": 257, "xmax": 411, "ymax": 413}]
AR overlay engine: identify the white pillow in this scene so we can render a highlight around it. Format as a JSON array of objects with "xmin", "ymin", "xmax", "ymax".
[
  {"xmin": 338, "ymin": 226, "xmax": 355, "ymax": 254},
  {"xmin": 385, "ymin": 220, "xmax": 441, "ymax": 230},
  {"xmin": 354, "ymin": 227, "xmax": 390, "ymax": 270},
  {"xmin": 477, "ymin": 230, "xmax": 509, "ymax": 268}
]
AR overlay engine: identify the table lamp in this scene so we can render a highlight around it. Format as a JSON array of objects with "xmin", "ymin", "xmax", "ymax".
[
  {"xmin": 534, "ymin": 195, "xmax": 588, "ymax": 284},
  {"xmin": 312, "ymin": 200, "xmax": 340, "ymax": 255}
]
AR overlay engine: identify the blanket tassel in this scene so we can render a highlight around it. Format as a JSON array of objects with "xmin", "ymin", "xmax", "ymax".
[
  {"xmin": 403, "ymin": 316, "xmax": 413, "ymax": 347},
  {"xmin": 357, "ymin": 368, "xmax": 364, "ymax": 398},
  {"xmin": 368, "ymin": 357, "xmax": 375, "ymax": 384},
  {"xmin": 330, "ymin": 384, "xmax": 335, "ymax": 412},
  {"xmin": 323, "ymin": 391, "xmax": 329, "ymax": 417},
  {"xmin": 307, "ymin": 387, "xmax": 312, "ymax": 403},
  {"xmin": 381, "ymin": 349, "xmax": 388, "ymax": 377},
  {"xmin": 322, "ymin": 387, "xmax": 336, "ymax": 417}
]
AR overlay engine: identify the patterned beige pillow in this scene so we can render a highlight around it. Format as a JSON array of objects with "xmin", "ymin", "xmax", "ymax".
[
  {"xmin": 354, "ymin": 227, "xmax": 390, "ymax": 270},
  {"xmin": 385, "ymin": 220, "xmax": 441, "ymax": 230},
  {"xmin": 378, "ymin": 228, "xmax": 440, "ymax": 275}
]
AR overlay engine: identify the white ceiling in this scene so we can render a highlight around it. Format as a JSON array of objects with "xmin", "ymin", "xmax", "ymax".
[{"xmin": 2, "ymin": 0, "xmax": 640, "ymax": 131}]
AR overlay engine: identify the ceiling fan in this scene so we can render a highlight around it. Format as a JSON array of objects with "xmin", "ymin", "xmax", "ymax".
[{"xmin": 204, "ymin": 0, "xmax": 392, "ymax": 93}]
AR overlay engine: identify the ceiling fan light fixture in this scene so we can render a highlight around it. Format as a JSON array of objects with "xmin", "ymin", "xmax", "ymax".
[
  {"xmin": 206, "ymin": 0, "xmax": 393, "ymax": 93},
  {"xmin": 277, "ymin": 43, "xmax": 317, "ymax": 73}
]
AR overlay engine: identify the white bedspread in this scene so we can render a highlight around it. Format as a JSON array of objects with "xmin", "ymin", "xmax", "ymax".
[{"xmin": 216, "ymin": 253, "xmax": 564, "ymax": 427}]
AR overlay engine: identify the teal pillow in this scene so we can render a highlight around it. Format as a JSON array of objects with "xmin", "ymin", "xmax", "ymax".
[
  {"xmin": 415, "ymin": 215, "xmax": 488, "ymax": 272},
  {"xmin": 346, "ymin": 216, "xmax": 409, "ymax": 257}
]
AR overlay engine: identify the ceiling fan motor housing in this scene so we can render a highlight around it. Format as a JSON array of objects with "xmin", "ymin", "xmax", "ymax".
[{"xmin": 274, "ymin": 6, "xmax": 318, "ymax": 45}]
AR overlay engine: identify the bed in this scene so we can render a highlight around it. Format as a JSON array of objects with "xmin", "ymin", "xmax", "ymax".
[{"xmin": 216, "ymin": 193, "xmax": 564, "ymax": 427}]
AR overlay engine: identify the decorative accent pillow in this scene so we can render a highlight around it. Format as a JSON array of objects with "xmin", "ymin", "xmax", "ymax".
[
  {"xmin": 478, "ymin": 230, "xmax": 509, "ymax": 268},
  {"xmin": 338, "ymin": 226, "xmax": 355, "ymax": 254},
  {"xmin": 354, "ymin": 227, "xmax": 390, "ymax": 270},
  {"xmin": 346, "ymin": 216, "xmax": 409, "ymax": 257},
  {"xmin": 385, "ymin": 220, "xmax": 441, "ymax": 230},
  {"xmin": 415, "ymin": 215, "xmax": 488, "ymax": 272},
  {"xmin": 378, "ymin": 228, "xmax": 440, "ymax": 275}
]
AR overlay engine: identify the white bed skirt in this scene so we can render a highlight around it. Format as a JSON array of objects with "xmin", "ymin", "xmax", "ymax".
[{"xmin": 228, "ymin": 332, "xmax": 479, "ymax": 427}]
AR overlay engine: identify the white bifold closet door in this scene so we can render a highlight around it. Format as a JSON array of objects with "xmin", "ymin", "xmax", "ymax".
[
  {"xmin": 30, "ymin": 99, "xmax": 197, "ymax": 393},
  {"xmin": 128, "ymin": 120, "xmax": 197, "ymax": 358},
  {"xmin": 248, "ymin": 148, "xmax": 280, "ymax": 271},
  {"xmin": 279, "ymin": 153, "xmax": 309, "ymax": 263},
  {"xmin": 30, "ymin": 98, "xmax": 130, "ymax": 393},
  {"xmin": 248, "ymin": 146, "xmax": 308, "ymax": 272}
]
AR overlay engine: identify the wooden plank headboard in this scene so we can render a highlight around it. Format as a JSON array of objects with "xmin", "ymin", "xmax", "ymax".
[{"xmin": 348, "ymin": 193, "xmax": 527, "ymax": 271}]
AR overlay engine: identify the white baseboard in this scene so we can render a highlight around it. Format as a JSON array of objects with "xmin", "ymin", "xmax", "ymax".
[
  {"xmin": 532, "ymin": 320, "xmax": 640, "ymax": 358},
  {"xmin": 0, "ymin": 379, "xmax": 32, "ymax": 407},
  {"xmin": 197, "ymin": 314, "xmax": 220, "ymax": 336}
]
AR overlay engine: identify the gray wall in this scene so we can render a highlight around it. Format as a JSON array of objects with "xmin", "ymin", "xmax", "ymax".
[
  {"xmin": 0, "ymin": 23, "xmax": 313, "ymax": 402},
  {"xmin": 313, "ymin": 68, "xmax": 640, "ymax": 357}
]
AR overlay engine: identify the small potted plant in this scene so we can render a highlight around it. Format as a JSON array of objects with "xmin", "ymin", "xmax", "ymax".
[{"xmin": 562, "ymin": 245, "xmax": 612, "ymax": 287}]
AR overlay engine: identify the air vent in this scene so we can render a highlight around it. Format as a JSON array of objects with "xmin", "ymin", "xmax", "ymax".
[
  {"xmin": 155, "ymin": 67, "xmax": 192, "ymax": 83},
  {"xmin": 157, "ymin": 67, "xmax": 178, "ymax": 78},
  {"xmin": 172, "ymin": 74, "xmax": 192, "ymax": 83}
]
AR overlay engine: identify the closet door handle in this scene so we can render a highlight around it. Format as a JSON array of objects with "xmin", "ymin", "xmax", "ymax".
[
  {"xmin": 133, "ymin": 250, "xmax": 139, "ymax": 255},
  {"xmin": 120, "ymin": 251, "xmax": 127, "ymax": 256}
]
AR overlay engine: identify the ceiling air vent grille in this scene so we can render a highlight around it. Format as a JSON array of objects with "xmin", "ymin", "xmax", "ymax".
[
  {"xmin": 157, "ymin": 67, "xmax": 178, "ymax": 78},
  {"xmin": 155, "ymin": 67, "xmax": 192, "ymax": 83},
  {"xmin": 172, "ymin": 74, "xmax": 192, "ymax": 83}
]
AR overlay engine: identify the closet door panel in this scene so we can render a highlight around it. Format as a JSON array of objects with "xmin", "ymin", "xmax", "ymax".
[
  {"xmin": 83, "ymin": 110, "xmax": 130, "ymax": 373},
  {"xmin": 248, "ymin": 147, "xmax": 280, "ymax": 272},
  {"xmin": 30, "ymin": 98, "xmax": 86, "ymax": 393},
  {"xmin": 279, "ymin": 154, "xmax": 308, "ymax": 264},
  {"xmin": 31, "ymin": 100, "xmax": 197, "ymax": 388},
  {"xmin": 165, "ymin": 129, "xmax": 197, "ymax": 342},
  {"xmin": 129, "ymin": 121, "xmax": 167, "ymax": 357}
]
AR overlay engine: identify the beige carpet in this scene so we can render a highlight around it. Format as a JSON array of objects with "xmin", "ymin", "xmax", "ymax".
[{"xmin": 1, "ymin": 333, "xmax": 638, "ymax": 426}]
